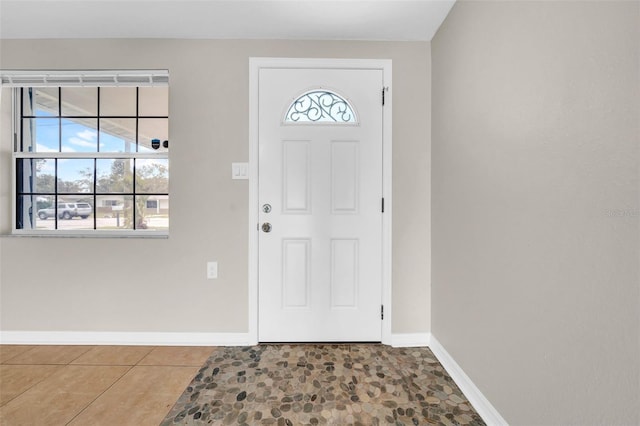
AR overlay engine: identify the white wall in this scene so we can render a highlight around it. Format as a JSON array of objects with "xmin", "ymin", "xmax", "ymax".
[
  {"xmin": 0, "ymin": 40, "xmax": 431, "ymax": 336},
  {"xmin": 432, "ymin": 1, "xmax": 639, "ymax": 424}
]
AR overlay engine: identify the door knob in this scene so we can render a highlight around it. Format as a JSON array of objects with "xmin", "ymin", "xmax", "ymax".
[{"xmin": 262, "ymin": 223, "xmax": 272, "ymax": 233}]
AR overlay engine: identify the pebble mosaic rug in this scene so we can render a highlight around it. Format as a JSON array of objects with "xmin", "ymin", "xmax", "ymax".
[{"xmin": 161, "ymin": 344, "xmax": 485, "ymax": 426}]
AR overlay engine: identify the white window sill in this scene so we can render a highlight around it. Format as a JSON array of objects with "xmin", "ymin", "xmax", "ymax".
[{"xmin": 2, "ymin": 231, "xmax": 169, "ymax": 239}]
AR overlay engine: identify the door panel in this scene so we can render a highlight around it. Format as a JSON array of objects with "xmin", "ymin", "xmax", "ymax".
[
  {"xmin": 331, "ymin": 141, "xmax": 359, "ymax": 213},
  {"xmin": 282, "ymin": 141, "xmax": 311, "ymax": 213},
  {"xmin": 258, "ymin": 68, "xmax": 383, "ymax": 342},
  {"xmin": 282, "ymin": 239, "xmax": 311, "ymax": 308},
  {"xmin": 330, "ymin": 239, "xmax": 359, "ymax": 308}
]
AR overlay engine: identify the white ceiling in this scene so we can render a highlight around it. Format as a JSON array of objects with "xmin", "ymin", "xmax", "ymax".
[{"xmin": 0, "ymin": 0, "xmax": 455, "ymax": 41}]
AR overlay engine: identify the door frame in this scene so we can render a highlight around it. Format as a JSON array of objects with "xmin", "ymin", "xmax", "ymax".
[{"xmin": 248, "ymin": 57, "xmax": 392, "ymax": 345}]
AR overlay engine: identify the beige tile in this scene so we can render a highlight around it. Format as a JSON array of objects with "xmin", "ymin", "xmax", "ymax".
[
  {"xmin": 4, "ymin": 345, "xmax": 92, "ymax": 365},
  {"xmin": 71, "ymin": 346, "xmax": 155, "ymax": 366},
  {"xmin": 0, "ymin": 346, "xmax": 36, "ymax": 364},
  {"xmin": 138, "ymin": 346, "xmax": 213, "ymax": 366},
  {"xmin": 68, "ymin": 365, "xmax": 198, "ymax": 426},
  {"xmin": 0, "ymin": 365, "xmax": 63, "ymax": 406},
  {"xmin": 0, "ymin": 365, "xmax": 129, "ymax": 426}
]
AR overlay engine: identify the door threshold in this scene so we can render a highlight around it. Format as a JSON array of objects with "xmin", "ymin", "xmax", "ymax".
[{"xmin": 259, "ymin": 341, "xmax": 382, "ymax": 345}]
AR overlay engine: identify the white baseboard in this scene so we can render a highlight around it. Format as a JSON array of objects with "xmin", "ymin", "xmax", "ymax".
[
  {"xmin": 0, "ymin": 331, "xmax": 251, "ymax": 346},
  {"xmin": 429, "ymin": 334, "xmax": 508, "ymax": 426},
  {"xmin": 390, "ymin": 332, "xmax": 431, "ymax": 347}
]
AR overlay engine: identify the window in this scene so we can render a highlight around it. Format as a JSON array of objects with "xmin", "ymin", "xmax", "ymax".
[
  {"xmin": 284, "ymin": 89, "xmax": 357, "ymax": 123},
  {"xmin": 3, "ymin": 70, "xmax": 169, "ymax": 236}
]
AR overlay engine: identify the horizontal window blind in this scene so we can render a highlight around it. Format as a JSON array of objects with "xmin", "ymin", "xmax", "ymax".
[{"xmin": 0, "ymin": 70, "xmax": 169, "ymax": 87}]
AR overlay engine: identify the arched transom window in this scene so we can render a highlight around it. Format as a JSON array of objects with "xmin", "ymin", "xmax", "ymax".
[{"xmin": 284, "ymin": 90, "xmax": 357, "ymax": 124}]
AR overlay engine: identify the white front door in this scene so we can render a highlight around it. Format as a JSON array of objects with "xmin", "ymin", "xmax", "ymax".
[{"xmin": 258, "ymin": 67, "xmax": 384, "ymax": 342}]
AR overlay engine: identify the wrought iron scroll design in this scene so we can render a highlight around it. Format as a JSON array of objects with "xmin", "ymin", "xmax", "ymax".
[{"xmin": 285, "ymin": 90, "xmax": 356, "ymax": 123}]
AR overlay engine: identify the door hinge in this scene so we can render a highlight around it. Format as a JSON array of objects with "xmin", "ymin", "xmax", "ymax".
[
  {"xmin": 381, "ymin": 197, "xmax": 385, "ymax": 213},
  {"xmin": 381, "ymin": 305, "xmax": 384, "ymax": 320},
  {"xmin": 382, "ymin": 86, "xmax": 388, "ymax": 106}
]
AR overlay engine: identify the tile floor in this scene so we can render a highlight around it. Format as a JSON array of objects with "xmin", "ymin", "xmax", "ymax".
[
  {"xmin": 0, "ymin": 344, "xmax": 484, "ymax": 426},
  {"xmin": 0, "ymin": 345, "xmax": 213, "ymax": 426},
  {"xmin": 162, "ymin": 345, "xmax": 485, "ymax": 426}
]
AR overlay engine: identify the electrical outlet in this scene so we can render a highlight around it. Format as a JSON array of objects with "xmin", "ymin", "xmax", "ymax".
[{"xmin": 207, "ymin": 261, "xmax": 218, "ymax": 279}]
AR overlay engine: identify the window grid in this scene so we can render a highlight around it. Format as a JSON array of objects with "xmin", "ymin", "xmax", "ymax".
[
  {"xmin": 284, "ymin": 90, "xmax": 357, "ymax": 123},
  {"xmin": 15, "ymin": 86, "xmax": 168, "ymax": 233}
]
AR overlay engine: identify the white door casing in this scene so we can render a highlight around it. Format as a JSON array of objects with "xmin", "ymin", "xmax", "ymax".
[{"xmin": 248, "ymin": 58, "xmax": 392, "ymax": 344}]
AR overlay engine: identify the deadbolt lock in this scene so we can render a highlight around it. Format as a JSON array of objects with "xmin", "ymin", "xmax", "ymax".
[{"xmin": 262, "ymin": 204, "xmax": 272, "ymax": 213}]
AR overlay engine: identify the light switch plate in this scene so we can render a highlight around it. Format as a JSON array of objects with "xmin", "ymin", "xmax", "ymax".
[
  {"xmin": 232, "ymin": 162, "xmax": 249, "ymax": 180},
  {"xmin": 207, "ymin": 261, "xmax": 218, "ymax": 279}
]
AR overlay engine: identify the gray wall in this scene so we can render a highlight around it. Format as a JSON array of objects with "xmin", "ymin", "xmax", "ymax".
[
  {"xmin": 0, "ymin": 40, "xmax": 431, "ymax": 335},
  {"xmin": 432, "ymin": 1, "xmax": 639, "ymax": 425}
]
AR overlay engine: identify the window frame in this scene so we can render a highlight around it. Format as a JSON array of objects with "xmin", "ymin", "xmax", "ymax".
[{"xmin": 4, "ymin": 70, "xmax": 169, "ymax": 238}]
